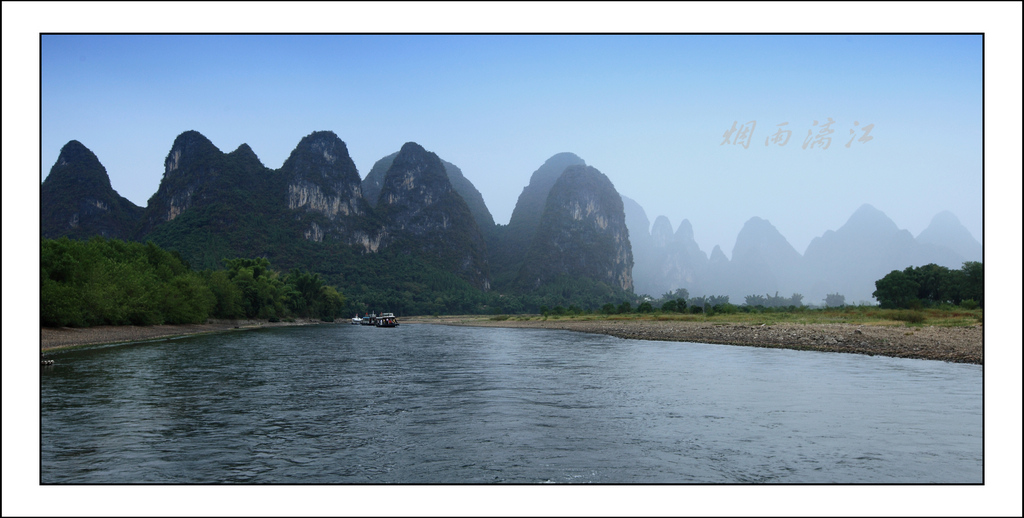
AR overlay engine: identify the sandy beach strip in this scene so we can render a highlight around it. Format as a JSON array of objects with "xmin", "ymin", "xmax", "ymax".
[
  {"xmin": 40, "ymin": 319, "xmax": 333, "ymax": 352},
  {"xmin": 405, "ymin": 316, "xmax": 983, "ymax": 365}
]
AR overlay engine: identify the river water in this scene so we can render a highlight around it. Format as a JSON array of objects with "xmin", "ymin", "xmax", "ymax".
[{"xmin": 41, "ymin": 324, "xmax": 982, "ymax": 483}]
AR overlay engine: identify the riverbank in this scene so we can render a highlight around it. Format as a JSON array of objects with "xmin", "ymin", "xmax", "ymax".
[
  {"xmin": 405, "ymin": 315, "xmax": 983, "ymax": 364},
  {"xmin": 41, "ymin": 319, "xmax": 333, "ymax": 352},
  {"xmin": 40, "ymin": 315, "xmax": 983, "ymax": 364}
]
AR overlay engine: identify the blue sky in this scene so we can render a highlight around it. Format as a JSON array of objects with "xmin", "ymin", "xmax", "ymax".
[{"xmin": 41, "ymin": 33, "xmax": 982, "ymax": 255}]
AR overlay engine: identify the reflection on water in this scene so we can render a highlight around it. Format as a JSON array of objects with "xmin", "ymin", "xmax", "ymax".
[{"xmin": 42, "ymin": 324, "xmax": 982, "ymax": 483}]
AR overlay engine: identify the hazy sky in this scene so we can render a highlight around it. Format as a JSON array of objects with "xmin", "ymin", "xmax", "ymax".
[{"xmin": 41, "ymin": 33, "xmax": 982, "ymax": 256}]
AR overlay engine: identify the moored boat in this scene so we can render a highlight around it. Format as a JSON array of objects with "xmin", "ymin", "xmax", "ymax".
[{"xmin": 375, "ymin": 312, "xmax": 399, "ymax": 327}]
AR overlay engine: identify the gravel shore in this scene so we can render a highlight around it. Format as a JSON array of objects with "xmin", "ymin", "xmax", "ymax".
[
  {"xmin": 40, "ymin": 319, "xmax": 332, "ymax": 352},
  {"xmin": 40, "ymin": 316, "xmax": 982, "ymax": 365},
  {"xmin": 407, "ymin": 316, "xmax": 983, "ymax": 365}
]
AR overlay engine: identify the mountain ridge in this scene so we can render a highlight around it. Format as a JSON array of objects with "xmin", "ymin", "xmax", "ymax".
[
  {"xmin": 42, "ymin": 134, "xmax": 979, "ymax": 309},
  {"xmin": 517, "ymin": 164, "xmax": 633, "ymax": 292},
  {"xmin": 376, "ymin": 142, "xmax": 491, "ymax": 290}
]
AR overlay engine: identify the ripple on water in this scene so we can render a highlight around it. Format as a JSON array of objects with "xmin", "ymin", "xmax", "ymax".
[{"xmin": 42, "ymin": 324, "xmax": 982, "ymax": 483}]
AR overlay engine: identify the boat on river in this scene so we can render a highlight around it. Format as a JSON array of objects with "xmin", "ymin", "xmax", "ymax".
[
  {"xmin": 375, "ymin": 313, "xmax": 399, "ymax": 327},
  {"xmin": 351, "ymin": 315, "xmax": 362, "ymax": 325},
  {"xmin": 356, "ymin": 312, "xmax": 398, "ymax": 327}
]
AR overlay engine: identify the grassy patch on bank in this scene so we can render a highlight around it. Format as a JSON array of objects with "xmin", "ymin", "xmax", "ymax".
[{"xmin": 483, "ymin": 306, "xmax": 982, "ymax": 327}]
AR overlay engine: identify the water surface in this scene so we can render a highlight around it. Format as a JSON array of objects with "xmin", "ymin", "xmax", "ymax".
[{"xmin": 41, "ymin": 324, "xmax": 982, "ymax": 483}]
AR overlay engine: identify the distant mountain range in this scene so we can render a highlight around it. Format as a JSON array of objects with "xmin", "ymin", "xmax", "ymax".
[
  {"xmin": 624, "ymin": 200, "xmax": 981, "ymax": 304},
  {"xmin": 41, "ymin": 132, "xmax": 633, "ymax": 311},
  {"xmin": 42, "ymin": 130, "xmax": 979, "ymax": 309}
]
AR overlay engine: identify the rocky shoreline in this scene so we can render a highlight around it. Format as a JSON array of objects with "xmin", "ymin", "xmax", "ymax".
[{"xmin": 408, "ymin": 316, "xmax": 983, "ymax": 365}]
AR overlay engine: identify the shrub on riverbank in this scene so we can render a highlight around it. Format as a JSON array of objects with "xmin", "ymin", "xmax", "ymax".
[{"xmin": 41, "ymin": 237, "xmax": 215, "ymax": 327}]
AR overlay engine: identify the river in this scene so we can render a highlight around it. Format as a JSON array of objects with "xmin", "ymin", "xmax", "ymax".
[{"xmin": 41, "ymin": 323, "xmax": 982, "ymax": 483}]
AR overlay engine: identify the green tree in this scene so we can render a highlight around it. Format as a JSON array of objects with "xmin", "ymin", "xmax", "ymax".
[
  {"xmin": 319, "ymin": 285, "xmax": 346, "ymax": 319},
  {"xmin": 874, "ymin": 268, "xmax": 921, "ymax": 309},
  {"xmin": 285, "ymin": 269, "xmax": 327, "ymax": 318},
  {"xmin": 41, "ymin": 237, "xmax": 215, "ymax": 327},
  {"xmin": 224, "ymin": 258, "xmax": 285, "ymax": 319},
  {"xmin": 40, "ymin": 277, "xmax": 85, "ymax": 327},
  {"xmin": 873, "ymin": 263, "xmax": 981, "ymax": 309},
  {"xmin": 910, "ymin": 263, "xmax": 955, "ymax": 305},
  {"xmin": 959, "ymin": 261, "xmax": 983, "ymax": 307},
  {"xmin": 160, "ymin": 273, "xmax": 216, "ymax": 324},
  {"xmin": 204, "ymin": 269, "xmax": 244, "ymax": 319}
]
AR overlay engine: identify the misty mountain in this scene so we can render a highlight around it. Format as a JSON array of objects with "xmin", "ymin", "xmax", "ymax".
[
  {"xmin": 916, "ymin": 210, "xmax": 981, "ymax": 263},
  {"xmin": 671, "ymin": 218, "xmax": 712, "ymax": 288},
  {"xmin": 517, "ymin": 164, "xmax": 633, "ymax": 292},
  {"xmin": 721, "ymin": 216, "xmax": 802, "ymax": 300},
  {"xmin": 622, "ymin": 197, "xmax": 711, "ymax": 298},
  {"xmin": 626, "ymin": 201, "xmax": 978, "ymax": 305},
  {"xmin": 41, "ymin": 140, "xmax": 143, "ymax": 240},
  {"xmin": 492, "ymin": 153, "xmax": 587, "ymax": 280},
  {"xmin": 802, "ymin": 203, "xmax": 953, "ymax": 304},
  {"xmin": 620, "ymin": 195, "xmax": 651, "ymax": 252},
  {"xmin": 704, "ymin": 245, "xmax": 731, "ymax": 299},
  {"xmin": 677, "ymin": 217, "xmax": 801, "ymax": 302},
  {"xmin": 439, "ymin": 160, "xmax": 495, "ymax": 234},
  {"xmin": 621, "ymin": 195, "xmax": 656, "ymax": 294},
  {"xmin": 653, "ymin": 218, "xmax": 708, "ymax": 295},
  {"xmin": 665, "ymin": 219, "xmax": 710, "ymax": 295},
  {"xmin": 507, "ymin": 152, "xmax": 587, "ymax": 238},
  {"xmin": 646, "ymin": 217, "xmax": 708, "ymax": 297},
  {"xmin": 651, "ymin": 216, "xmax": 674, "ymax": 249}
]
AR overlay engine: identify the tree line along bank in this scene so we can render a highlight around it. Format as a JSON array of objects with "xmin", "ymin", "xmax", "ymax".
[{"xmin": 41, "ymin": 237, "xmax": 982, "ymax": 328}]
